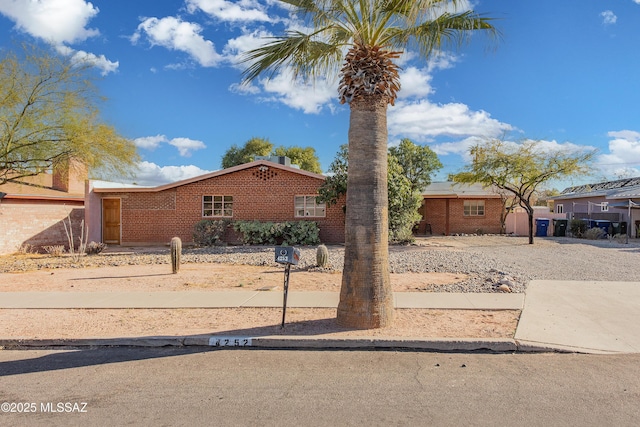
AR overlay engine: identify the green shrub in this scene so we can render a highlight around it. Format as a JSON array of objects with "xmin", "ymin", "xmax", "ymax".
[
  {"xmin": 193, "ymin": 219, "xmax": 230, "ymax": 246},
  {"xmin": 569, "ymin": 219, "xmax": 588, "ymax": 238},
  {"xmin": 233, "ymin": 220, "xmax": 320, "ymax": 245},
  {"xmin": 389, "ymin": 227, "xmax": 416, "ymax": 245}
]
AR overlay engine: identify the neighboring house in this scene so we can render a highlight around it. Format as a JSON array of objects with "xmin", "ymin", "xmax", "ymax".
[
  {"xmin": 552, "ymin": 177, "xmax": 640, "ymax": 237},
  {"xmin": 416, "ymin": 182, "xmax": 503, "ymax": 235},
  {"xmin": 0, "ymin": 159, "xmax": 86, "ymax": 254},
  {"xmin": 85, "ymin": 159, "xmax": 346, "ymax": 246}
]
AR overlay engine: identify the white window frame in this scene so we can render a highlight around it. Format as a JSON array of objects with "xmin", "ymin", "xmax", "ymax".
[
  {"xmin": 295, "ymin": 195, "xmax": 326, "ymax": 218},
  {"xmin": 203, "ymin": 195, "xmax": 233, "ymax": 218},
  {"xmin": 556, "ymin": 204, "xmax": 564, "ymax": 214},
  {"xmin": 601, "ymin": 202, "xmax": 609, "ymax": 212},
  {"xmin": 463, "ymin": 200, "xmax": 485, "ymax": 217}
]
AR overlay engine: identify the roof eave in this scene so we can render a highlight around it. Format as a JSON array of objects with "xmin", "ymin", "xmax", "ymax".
[{"xmin": 92, "ymin": 160, "xmax": 326, "ymax": 193}]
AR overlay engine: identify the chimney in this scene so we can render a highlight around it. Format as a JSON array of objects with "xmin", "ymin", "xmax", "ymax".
[{"xmin": 52, "ymin": 158, "xmax": 87, "ymax": 194}]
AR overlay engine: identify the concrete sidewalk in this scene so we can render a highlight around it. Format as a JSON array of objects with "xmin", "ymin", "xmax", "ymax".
[
  {"xmin": 515, "ymin": 280, "xmax": 640, "ymax": 354},
  {"xmin": 1, "ymin": 280, "xmax": 639, "ymax": 354},
  {"xmin": 0, "ymin": 290, "xmax": 524, "ymax": 310}
]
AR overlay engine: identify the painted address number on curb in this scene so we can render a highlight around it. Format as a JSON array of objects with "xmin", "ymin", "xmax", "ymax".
[{"xmin": 208, "ymin": 337, "xmax": 253, "ymax": 347}]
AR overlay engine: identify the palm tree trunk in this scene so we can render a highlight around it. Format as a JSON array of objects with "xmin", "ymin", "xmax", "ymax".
[{"xmin": 337, "ymin": 95, "xmax": 394, "ymax": 328}]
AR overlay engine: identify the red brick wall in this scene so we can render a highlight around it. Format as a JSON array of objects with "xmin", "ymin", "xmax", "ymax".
[
  {"xmin": 105, "ymin": 166, "xmax": 345, "ymax": 245},
  {"xmin": 0, "ymin": 199, "xmax": 85, "ymax": 254},
  {"xmin": 423, "ymin": 198, "xmax": 503, "ymax": 235}
]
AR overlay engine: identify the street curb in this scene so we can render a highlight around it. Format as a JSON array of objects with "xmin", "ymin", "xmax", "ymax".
[{"xmin": 0, "ymin": 336, "xmax": 570, "ymax": 353}]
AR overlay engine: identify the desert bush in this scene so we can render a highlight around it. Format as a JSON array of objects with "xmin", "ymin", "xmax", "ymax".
[
  {"xmin": 612, "ymin": 233, "xmax": 628, "ymax": 243},
  {"xmin": 569, "ymin": 219, "xmax": 588, "ymax": 238},
  {"xmin": 43, "ymin": 245, "xmax": 66, "ymax": 256},
  {"xmin": 193, "ymin": 219, "xmax": 230, "ymax": 246},
  {"xmin": 233, "ymin": 221, "xmax": 320, "ymax": 245},
  {"xmin": 86, "ymin": 241, "xmax": 107, "ymax": 255},
  {"xmin": 15, "ymin": 243, "xmax": 37, "ymax": 254},
  {"xmin": 584, "ymin": 227, "xmax": 605, "ymax": 240}
]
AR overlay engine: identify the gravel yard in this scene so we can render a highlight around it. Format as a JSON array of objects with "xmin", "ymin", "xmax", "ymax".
[
  {"xmin": 2, "ymin": 235, "xmax": 639, "ymax": 293},
  {"xmin": 2, "ymin": 235, "xmax": 637, "ymax": 340}
]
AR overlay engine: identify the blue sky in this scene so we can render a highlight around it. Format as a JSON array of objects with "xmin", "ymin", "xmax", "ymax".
[{"xmin": 1, "ymin": 0, "xmax": 639, "ymax": 188}]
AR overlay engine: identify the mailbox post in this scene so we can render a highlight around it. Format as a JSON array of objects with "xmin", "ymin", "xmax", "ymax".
[{"xmin": 275, "ymin": 246, "xmax": 300, "ymax": 328}]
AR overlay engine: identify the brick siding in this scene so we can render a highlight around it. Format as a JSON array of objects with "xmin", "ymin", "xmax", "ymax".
[
  {"xmin": 422, "ymin": 198, "xmax": 503, "ymax": 235},
  {"xmin": 102, "ymin": 166, "xmax": 345, "ymax": 245},
  {"xmin": 0, "ymin": 199, "xmax": 85, "ymax": 254}
]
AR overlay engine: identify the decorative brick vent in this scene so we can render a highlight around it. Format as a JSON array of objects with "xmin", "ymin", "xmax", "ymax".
[{"xmin": 252, "ymin": 167, "xmax": 278, "ymax": 181}]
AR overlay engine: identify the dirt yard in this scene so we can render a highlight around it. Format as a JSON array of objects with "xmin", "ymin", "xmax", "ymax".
[{"xmin": 0, "ymin": 261, "xmax": 519, "ymax": 340}]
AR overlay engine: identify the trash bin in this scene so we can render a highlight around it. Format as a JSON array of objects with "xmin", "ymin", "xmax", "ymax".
[
  {"xmin": 535, "ymin": 218, "xmax": 550, "ymax": 237},
  {"xmin": 611, "ymin": 221, "xmax": 627, "ymax": 235},
  {"xmin": 553, "ymin": 219, "xmax": 568, "ymax": 237}
]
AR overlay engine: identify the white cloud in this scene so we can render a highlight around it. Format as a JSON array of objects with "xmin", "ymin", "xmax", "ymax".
[
  {"xmin": 533, "ymin": 139, "xmax": 595, "ymax": 154},
  {"xmin": 134, "ymin": 134, "xmax": 168, "ymax": 150},
  {"xmin": 134, "ymin": 135, "xmax": 206, "ymax": 156},
  {"xmin": 229, "ymin": 82, "xmax": 260, "ymax": 94},
  {"xmin": 169, "ymin": 137, "xmax": 207, "ymax": 157},
  {"xmin": 0, "ymin": 0, "xmax": 99, "ymax": 44},
  {"xmin": 222, "ymin": 29, "xmax": 273, "ymax": 68},
  {"xmin": 388, "ymin": 99, "xmax": 512, "ymax": 142},
  {"xmin": 398, "ymin": 67, "xmax": 434, "ymax": 99},
  {"xmin": 597, "ymin": 130, "xmax": 640, "ymax": 177},
  {"xmin": 600, "ymin": 10, "xmax": 617, "ymax": 25},
  {"xmin": 133, "ymin": 16, "xmax": 221, "ymax": 67},
  {"xmin": 186, "ymin": 0, "xmax": 272, "ymax": 23},
  {"xmin": 133, "ymin": 161, "xmax": 211, "ymax": 186},
  {"xmin": 258, "ymin": 71, "xmax": 337, "ymax": 114},
  {"xmin": 607, "ymin": 130, "xmax": 640, "ymax": 141},
  {"xmin": 0, "ymin": 0, "xmax": 117, "ymax": 74},
  {"xmin": 426, "ymin": 50, "xmax": 459, "ymax": 73},
  {"xmin": 56, "ymin": 45, "xmax": 119, "ymax": 75}
]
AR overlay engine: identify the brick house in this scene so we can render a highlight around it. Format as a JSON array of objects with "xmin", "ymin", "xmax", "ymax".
[
  {"xmin": 85, "ymin": 159, "xmax": 345, "ymax": 246},
  {"xmin": 415, "ymin": 182, "xmax": 503, "ymax": 235},
  {"xmin": 0, "ymin": 159, "xmax": 86, "ymax": 254}
]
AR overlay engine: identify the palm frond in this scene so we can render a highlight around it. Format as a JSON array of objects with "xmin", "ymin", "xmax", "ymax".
[
  {"xmin": 241, "ymin": 28, "xmax": 345, "ymax": 83},
  {"xmin": 385, "ymin": 10, "xmax": 500, "ymax": 57}
]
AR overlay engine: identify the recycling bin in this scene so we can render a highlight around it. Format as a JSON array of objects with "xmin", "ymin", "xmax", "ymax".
[
  {"xmin": 593, "ymin": 220, "xmax": 611, "ymax": 235},
  {"xmin": 535, "ymin": 218, "xmax": 550, "ymax": 237}
]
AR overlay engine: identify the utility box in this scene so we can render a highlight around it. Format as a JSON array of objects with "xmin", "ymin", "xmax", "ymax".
[{"xmin": 275, "ymin": 246, "xmax": 300, "ymax": 265}]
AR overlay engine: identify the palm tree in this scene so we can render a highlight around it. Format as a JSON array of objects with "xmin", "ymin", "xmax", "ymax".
[{"xmin": 242, "ymin": 0, "xmax": 499, "ymax": 328}]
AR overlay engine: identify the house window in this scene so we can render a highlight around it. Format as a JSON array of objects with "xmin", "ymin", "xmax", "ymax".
[
  {"xmin": 203, "ymin": 195, "xmax": 233, "ymax": 217},
  {"xmin": 463, "ymin": 200, "xmax": 485, "ymax": 216},
  {"xmin": 295, "ymin": 195, "xmax": 326, "ymax": 217},
  {"xmin": 556, "ymin": 204, "xmax": 564, "ymax": 214},
  {"xmin": 601, "ymin": 202, "xmax": 609, "ymax": 212}
]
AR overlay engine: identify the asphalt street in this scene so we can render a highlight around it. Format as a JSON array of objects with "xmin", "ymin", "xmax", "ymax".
[{"xmin": 1, "ymin": 348, "xmax": 639, "ymax": 426}]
